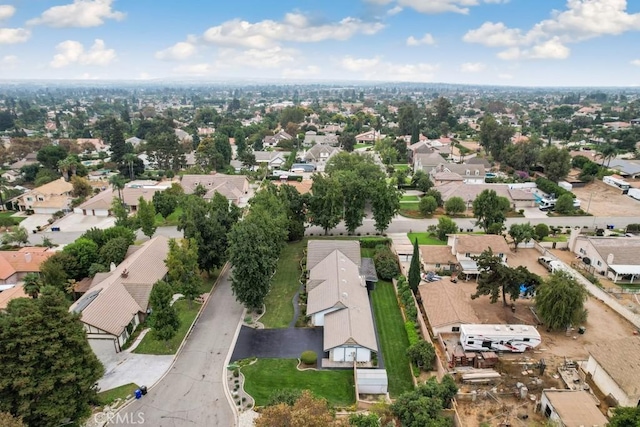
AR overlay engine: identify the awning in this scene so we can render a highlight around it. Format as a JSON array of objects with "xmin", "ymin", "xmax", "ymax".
[{"xmin": 609, "ymin": 265, "xmax": 640, "ymax": 275}]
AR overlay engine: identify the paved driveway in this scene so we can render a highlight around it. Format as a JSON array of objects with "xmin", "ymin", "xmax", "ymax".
[
  {"xmin": 112, "ymin": 266, "xmax": 244, "ymax": 426},
  {"xmin": 51, "ymin": 213, "xmax": 115, "ymax": 232},
  {"xmin": 230, "ymin": 327, "xmax": 324, "ymax": 362},
  {"xmin": 98, "ymin": 353, "xmax": 173, "ymax": 392}
]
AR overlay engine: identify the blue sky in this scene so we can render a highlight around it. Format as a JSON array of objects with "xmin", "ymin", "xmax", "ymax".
[{"xmin": 0, "ymin": 0, "xmax": 639, "ymax": 86}]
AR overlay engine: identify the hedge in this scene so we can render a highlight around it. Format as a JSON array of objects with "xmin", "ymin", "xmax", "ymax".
[
  {"xmin": 300, "ymin": 350, "xmax": 317, "ymax": 365},
  {"xmin": 360, "ymin": 237, "xmax": 391, "ymax": 248},
  {"xmin": 535, "ymin": 177, "xmax": 575, "ymax": 198},
  {"xmin": 405, "ymin": 321, "xmax": 419, "ymax": 346}
]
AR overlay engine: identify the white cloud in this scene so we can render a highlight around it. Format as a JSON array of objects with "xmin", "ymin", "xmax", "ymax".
[
  {"xmin": 406, "ymin": 33, "xmax": 435, "ymax": 46},
  {"xmin": 0, "ymin": 5, "xmax": 16, "ymax": 20},
  {"xmin": 0, "ymin": 28, "xmax": 30, "ymax": 44},
  {"xmin": 215, "ymin": 47, "xmax": 296, "ymax": 69},
  {"xmin": 282, "ymin": 66, "xmax": 320, "ymax": 79},
  {"xmin": 364, "ymin": 0, "xmax": 510, "ymax": 15},
  {"xmin": 1, "ymin": 54, "xmax": 18, "ymax": 67},
  {"xmin": 461, "ymin": 62, "xmax": 486, "ymax": 72},
  {"xmin": 28, "ymin": 0, "xmax": 125, "ymax": 28},
  {"xmin": 172, "ymin": 63, "xmax": 214, "ymax": 76},
  {"xmin": 463, "ymin": 22, "xmax": 524, "ymax": 47},
  {"xmin": 464, "ymin": 0, "xmax": 640, "ymax": 60},
  {"xmin": 498, "ymin": 73, "xmax": 513, "ymax": 79},
  {"xmin": 50, "ymin": 39, "xmax": 116, "ymax": 68},
  {"xmin": 200, "ymin": 13, "xmax": 384, "ymax": 49},
  {"xmin": 155, "ymin": 42, "xmax": 197, "ymax": 61},
  {"xmin": 631, "ymin": 59, "xmax": 640, "ymax": 66},
  {"xmin": 340, "ymin": 55, "xmax": 438, "ymax": 82},
  {"xmin": 387, "ymin": 6, "xmax": 403, "ymax": 15}
]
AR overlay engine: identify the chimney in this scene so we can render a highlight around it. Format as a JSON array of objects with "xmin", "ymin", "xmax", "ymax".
[
  {"xmin": 607, "ymin": 253, "xmax": 614, "ymax": 265},
  {"xmin": 24, "ymin": 252, "xmax": 32, "ymax": 263},
  {"xmin": 110, "ymin": 262, "xmax": 116, "ymax": 272}
]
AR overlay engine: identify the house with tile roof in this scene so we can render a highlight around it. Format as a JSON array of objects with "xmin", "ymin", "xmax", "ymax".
[
  {"xmin": 0, "ymin": 247, "xmax": 54, "ymax": 286},
  {"xmin": 69, "ymin": 236, "xmax": 170, "ymax": 360},
  {"xmin": 74, "ymin": 183, "xmax": 169, "ymax": 217},
  {"xmin": 447, "ymin": 234, "xmax": 511, "ymax": 278},
  {"xmin": 584, "ymin": 337, "xmax": 640, "ymax": 407},
  {"xmin": 418, "ymin": 279, "xmax": 479, "ymax": 335},
  {"xmin": 306, "ymin": 240, "xmax": 378, "ymax": 364},
  {"xmin": 180, "ymin": 173, "xmax": 251, "ymax": 206},
  {"xmin": 17, "ymin": 177, "xmax": 73, "ymax": 214}
]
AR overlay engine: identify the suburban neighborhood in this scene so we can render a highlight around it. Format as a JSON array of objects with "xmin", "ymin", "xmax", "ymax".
[{"xmin": 1, "ymin": 2, "xmax": 640, "ymax": 426}]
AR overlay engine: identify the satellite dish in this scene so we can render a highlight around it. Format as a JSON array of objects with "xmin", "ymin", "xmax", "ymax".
[{"xmin": 583, "ymin": 257, "xmax": 591, "ymax": 265}]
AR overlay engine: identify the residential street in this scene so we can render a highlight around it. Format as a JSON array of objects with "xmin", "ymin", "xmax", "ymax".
[{"xmin": 111, "ymin": 266, "xmax": 244, "ymax": 427}]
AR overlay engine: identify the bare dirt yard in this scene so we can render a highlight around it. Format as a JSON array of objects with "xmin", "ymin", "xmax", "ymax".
[
  {"xmin": 450, "ymin": 247, "xmax": 639, "ymax": 426},
  {"xmin": 571, "ymin": 179, "xmax": 640, "ymax": 217}
]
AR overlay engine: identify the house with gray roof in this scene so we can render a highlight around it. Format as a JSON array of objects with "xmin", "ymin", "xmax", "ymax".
[
  {"xmin": 303, "ymin": 131, "xmax": 339, "ymax": 147},
  {"xmin": 607, "ymin": 158, "xmax": 640, "ymax": 178},
  {"xmin": 413, "ymin": 152, "xmax": 445, "ymax": 174},
  {"xmin": 180, "ymin": 173, "xmax": 251, "ymax": 206},
  {"xmin": 263, "ymin": 130, "xmax": 292, "ymax": 148},
  {"xmin": 69, "ymin": 236, "xmax": 170, "ymax": 361},
  {"xmin": 303, "ymin": 144, "xmax": 341, "ymax": 172},
  {"xmin": 306, "ymin": 240, "xmax": 378, "ymax": 364},
  {"xmin": 569, "ymin": 233, "xmax": 640, "ymax": 283},
  {"xmin": 253, "ymin": 151, "xmax": 290, "ymax": 170},
  {"xmin": 431, "ymin": 163, "xmax": 486, "ymax": 184}
]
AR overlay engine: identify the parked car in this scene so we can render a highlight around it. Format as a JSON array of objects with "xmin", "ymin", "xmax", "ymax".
[{"xmin": 538, "ymin": 256, "xmax": 554, "ymax": 272}]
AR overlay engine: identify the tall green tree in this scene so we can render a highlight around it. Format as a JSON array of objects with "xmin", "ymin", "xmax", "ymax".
[
  {"xmin": 479, "ymin": 113, "xmax": 514, "ymax": 160},
  {"xmin": 178, "ymin": 193, "xmax": 240, "ymax": 274},
  {"xmin": 472, "ymin": 189, "xmax": 510, "ymax": 233},
  {"xmin": 608, "ymin": 406, "xmax": 640, "ymax": 427},
  {"xmin": 110, "ymin": 197, "xmax": 133, "ymax": 229},
  {"xmin": 36, "ymin": 145, "xmax": 68, "ymax": 170},
  {"xmin": 228, "ymin": 189, "xmax": 287, "ymax": 309},
  {"xmin": 535, "ymin": 271, "xmax": 587, "ymax": 330},
  {"xmin": 149, "ymin": 280, "xmax": 180, "ymax": 342},
  {"xmin": 276, "ymin": 184, "xmax": 308, "ymax": 242},
  {"xmin": 337, "ymin": 170, "xmax": 367, "ymax": 234},
  {"xmin": 419, "ymin": 195, "xmax": 438, "ymax": 217},
  {"xmin": 0, "ymin": 287, "xmax": 103, "ymax": 427},
  {"xmin": 371, "ymin": 181, "xmax": 402, "ymax": 234},
  {"xmin": 555, "ymin": 193, "xmax": 575, "ymax": 214},
  {"xmin": 436, "ymin": 216, "xmax": 458, "ymax": 241},
  {"xmin": 508, "ymin": 222, "xmax": 535, "ymax": 252},
  {"xmin": 308, "ymin": 174, "xmax": 343, "ymax": 235},
  {"xmin": 98, "ymin": 237, "xmax": 130, "ymax": 267},
  {"xmin": 408, "ymin": 239, "xmax": 421, "ymax": 293},
  {"xmin": 22, "ymin": 273, "xmax": 41, "ymax": 299},
  {"xmin": 471, "ymin": 248, "xmax": 520, "ymax": 306},
  {"xmin": 444, "ymin": 197, "xmax": 466, "ymax": 215},
  {"xmin": 62, "ymin": 238, "xmax": 99, "ymax": 279},
  {"xmin": 411, "ymin": 171, "xmax": 433, "ymax": 193},
  {"xmin": 539, "ymin": 146, "xmax": 571, "ymax": 182},
  {"xmin": 166, "ymin": 238, "xmax": 203, "ymax": 308},
  {"xmin": 137, "ymin": 196, "xmax": 157, "ymax": 238}
]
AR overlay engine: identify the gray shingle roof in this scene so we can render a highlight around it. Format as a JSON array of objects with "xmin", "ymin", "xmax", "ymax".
[
  {"xmin": 306, "ymin": 240, "xmax": 361, "ymax": 270},
  {"xmin": 587, "ymin": 337, "xmax": 640, "ymax": 399}
]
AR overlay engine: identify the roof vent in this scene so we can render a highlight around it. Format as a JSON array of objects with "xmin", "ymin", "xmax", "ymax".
[
  {"xmin": 342, "ymin": 292, "xmax": 348, "ymax": 299},
  {"xmin": 494, "ymin": 326, "xmax": 501, "ymax": 331}
]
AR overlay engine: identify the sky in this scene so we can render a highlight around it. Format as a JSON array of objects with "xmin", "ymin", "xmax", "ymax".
[{"xmin": 0, "ymin": 0, "xmax": 639, "ymax": 87}]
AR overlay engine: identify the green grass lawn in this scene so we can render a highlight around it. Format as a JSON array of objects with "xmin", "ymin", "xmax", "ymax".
[
  {"xmin": 370, "ymin": 281, "xmax": 414, "ymax": 396},
  {"xmin": 542, "ymin": 235, "xmax": 568, "ymax": 242},
  {"xmin": 393, "ymin": 164, "xmax": 410, "ymax": 172},
  {"xmin": 354, "ymin": 143, "xmax": 371, "ymax": 150},
  {"xmin": 97, "ymin": 383, "xmax": 139, "ymax": 406},
  {"xmin": 0, "ymin": 211, "xmax": 25, "ymax": 224},
  {"xmin": 133, "ymin": 299, "xmax": 200, "ymax": 355},
  {"xmin": 400, "ymin": 195, "xmax": 419, "ymax": 202},
  {"xmin": 407, "ymin": 232, "xmax": 446, "ymax": 245},
  {"xmin": 241, "ymin": 359, "xmax": 355, "ymax": 407},
  {"xmin": 154, "ymin": 207, "xmax": 183, "ymax": 226},
  {"xmin": 260, "ymin": 240, "xmax": 306, "ymax": 328}
]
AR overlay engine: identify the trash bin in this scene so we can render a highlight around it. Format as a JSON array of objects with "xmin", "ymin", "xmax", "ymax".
[
  {"xmin": 578, "ymin": 326, "xmax": 586, "ymax": 334},
  {"xmin": 140, "ymin": 385, "xmax": 147, "ymax": 396},
  {"xmin": 134, "ymin": 389, "xmax": 142, "ymax": 399}
]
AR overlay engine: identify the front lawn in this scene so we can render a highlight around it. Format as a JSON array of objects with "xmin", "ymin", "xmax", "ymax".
[
  {"xmin": 241, "ymin": 358, "xmax": 355, "ymax": 407},
  {"xmin": 542, "ymin": 235, "xmax": 568, "ymax": 242},
  {"xmin": 407, "ymin": 232, "xmax": 446, "ymax": 246},
  {"xmin": 370, "ymin": 280, "xmax": 414, "ymax": 396},
  {"xmin": 97, "ymin": 383, "xmax": 139, "ymax": 406},
  {"xmin": 354, "ymin": 143, "xmax": 371, "ymax": 150},
  {"xmin": 400, "ymin": 195, "xmax": 419, "ymax": 202},
  {"xmin": 133, "ymin": 299, "xmax": 200, "ymax": 355},
  {"xmin": 260, "ymin": 240, "xmax": 306, "ymax": 328},
  {"xmin": 0, "ymin": 212, "xmax": 25, "ymax": 224},
  {"xmin": 393, "ymin": 164, "xmax": 410, "ymax": 172},
  {"xmin": 154, "ymin": 207, "xmax": 183, "ymax": 226}
]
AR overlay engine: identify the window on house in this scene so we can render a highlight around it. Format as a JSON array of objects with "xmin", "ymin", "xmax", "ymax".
[
  {"xmin": 465, "ymin": 253, "xmax": 470, "ymax": 258},
  {"xmin": 435, "ymin": 263, "xmax": 441, "ymax": 268},
  {"xmin": 452, "ymin": 326, "xmax": 460, "ymax": 332},
  {"xmin": 26, "ymin": 197, "xmax": 32, "ymax": 201},
  {"xmin": 597, "ymin": 260, "xmax": 601, "ymax": 266},
  {"xmin": 523, "ymin": 338, "xmax": 530, "ymax": 342}
]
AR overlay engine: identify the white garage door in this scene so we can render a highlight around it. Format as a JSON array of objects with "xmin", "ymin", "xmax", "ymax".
[{"xmin": 89, "ymin": 338, "xmax": 118, "ymax": 364}]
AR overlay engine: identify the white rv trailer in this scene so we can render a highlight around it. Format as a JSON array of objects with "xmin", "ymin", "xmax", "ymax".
[
  {"xmin": 603, "ymin": 176, "xmax": 630, "ymax": 193},
  {"xmin": 460, "ymin": 324, "xmax": 541, "ymax": 353}
]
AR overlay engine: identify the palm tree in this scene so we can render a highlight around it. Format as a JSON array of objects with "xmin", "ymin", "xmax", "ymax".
[
  {"xmin": 109, "ymin": 174, "xmax": 125, "ymax": 201},
  {"xmin": 57, "ymin": 155, "xmax": 80, "ymax": 181},
  {"xmin": 123, "ymin": 153, "xmax": 137, "ymax": 180},
  {"xmin": 23, "ymin": 273, "xmax": 41, "ymax": 299},
  {"xmin": 0, "ymin": 176, "xmax": 7, "ymax": 211},
  {"xmin": 598, "ymin": 144, "xmax": 617, "ymax": 168}
]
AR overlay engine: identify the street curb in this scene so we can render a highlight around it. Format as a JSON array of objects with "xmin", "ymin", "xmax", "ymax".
[
  {"xmin": 113, "ymin": 262, "xmax": 230, "ymax": 417},
  {"xmin": 223, "ymin": 300, "xmax": 247, "ymax": 427}
]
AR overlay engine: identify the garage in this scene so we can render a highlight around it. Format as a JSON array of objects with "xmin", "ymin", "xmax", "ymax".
[{"xmin": 88, "ymin": 337, "xmax": 118, "ymax": 364}]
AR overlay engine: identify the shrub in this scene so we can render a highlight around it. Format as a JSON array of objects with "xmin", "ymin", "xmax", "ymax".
[
  {"xmin": 266, "ymin": 389, "xmax": 303, "ymax": 407},
  {"xmin": 535, "ymin": 223, "xmax": 550, "ymax": 240},
  {"xmin": 373, "ymin": 246, "xmax": 400, "ymax": 280},
  {"xmin": 405, "ymin": 321, "xmax": 419, "ymax": 345},
  {"xmin": 535, "ymin": 177, "xmax": 575, "ymax": 198},
  {"xmin": 626, "ymin": 224, "xmax": 640, "ymax": 233},
  {"xmin": 407, "ymin": 340, "xmax": 436, "ymax": 371},
  {"xmin": 300, "ymin": 350, "xmax": 317, "ymax": 365},
  {"xmin": 360, "ymin": 237, "xmax": 391, "ymax": 248}
]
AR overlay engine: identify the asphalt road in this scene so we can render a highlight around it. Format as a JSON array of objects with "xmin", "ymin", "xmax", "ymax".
[
  {"xmin": 27, "ymin": 216, "xmax": 640, "ymax": 246},
  {"xmin": 111, "ymin": 265, "xmax": 244, "ymax": 427}
]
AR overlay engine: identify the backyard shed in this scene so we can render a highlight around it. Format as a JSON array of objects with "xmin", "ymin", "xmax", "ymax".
[{"xmin": 356, "ymin": 369, "xmax": 388, "ymax": 395}]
